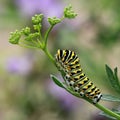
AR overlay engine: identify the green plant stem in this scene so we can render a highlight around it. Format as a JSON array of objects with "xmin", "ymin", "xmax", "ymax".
[
  {"xmin": 44, "ymin": 48, "xmax": 55, "ymax": 65},
  {"xmin": 39, "ymin": 30, "xmax": 43, "ymax": 40},
  {"xmin": 42, "ymin": 25, "xmax": 55, "ymax": 65},
  {"xmin": 38, "ymin": 27, "xmax": 43, "ymax": 42},
  {"xmin": 94, "ymin": 103, "xmax": 120, "ymax": 119},
  {"xmin": 44, "ymin": 25, "xmax": 54, "ymax": 49}
]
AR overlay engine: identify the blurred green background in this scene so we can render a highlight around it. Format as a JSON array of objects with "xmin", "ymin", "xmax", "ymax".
[{"xmin": 0, "ymin": 0, "xmax": 120, "ymax": 120}]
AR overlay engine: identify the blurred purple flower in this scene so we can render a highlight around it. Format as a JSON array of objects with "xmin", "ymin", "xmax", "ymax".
[
  {"xmin": 6, "ymin": 56, "xmax": 33, "ymax": 76},
  {"xmin": 46, "ymin": 75, "xmax": 82, "ymax": 111},
  {"xmin": 15, "ymin": 0, "xmax": 64, "ymax": 18}
]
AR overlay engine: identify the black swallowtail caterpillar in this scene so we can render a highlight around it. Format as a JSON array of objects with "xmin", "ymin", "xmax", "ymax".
[{"xmin": 55, "ymin": 49, "xmax": 102, "ymax": 104}]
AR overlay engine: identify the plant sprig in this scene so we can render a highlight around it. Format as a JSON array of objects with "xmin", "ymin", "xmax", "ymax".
[{"xmin": 9, "ymin": 4, "xmax": 120, "ymax": 120}]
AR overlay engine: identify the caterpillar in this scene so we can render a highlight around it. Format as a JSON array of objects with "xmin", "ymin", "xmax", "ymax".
[{"xmin": 55, "ymin": 49, "xmax": 102, "ymax": 104}]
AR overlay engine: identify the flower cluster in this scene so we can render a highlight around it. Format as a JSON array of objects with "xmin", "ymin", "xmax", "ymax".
[
  {"xmin": 64, "ymin": 5, "xmax": 77, "ymax": 19},
  {"xmin": 48, "ymin": 17, "xmax": 61, "ymax": 25},
  {"xmin": 32, "ymin": 14, "xmax": 43, "ymax": 24},
  {"xmin": 9, "ymin": 5, "xmax": 77, "ymax": 52},
  {"xmin": 9, "ymin": 30, "xmax": 22, "ymax": 44}
]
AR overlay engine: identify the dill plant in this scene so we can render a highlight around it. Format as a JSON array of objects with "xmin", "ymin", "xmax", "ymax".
[{"xmin": 9, "ymin": 5, "xmax": 120, "ymax": 120}]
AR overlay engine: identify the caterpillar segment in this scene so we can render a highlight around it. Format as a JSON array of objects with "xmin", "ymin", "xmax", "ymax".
[
  {"xmin": 73, "ymin": 73, "xmax": 85, "ymax": 80},
  {"xmin": 64, "ymin": 72, "xmax": 86, "ymax": 86},
  {"xmin": 73, "ymin": 77, "xmax": 90, "ymax": 92},
  {"xmin": 67, "ymin": 57, "xmax": 79, "ymax": 67},
  {"xmin": 61, "ymin": 50, "xmax": 68, "ymax": 62},
  {"xmin": 65, "ymin": 50, "xmax": 76, "ymax": 64},
  {"xmin": 66, "ymin": 68, "xmax": 82, "ymax": 76},
  {"xmin": 85, "ymin": 85, "xmax": 102, "ymax": 103},
  {"xmin": 62, "ymin": 50, "xmax": 77, "ymax": 63},
  {"xmin": 79, "ymin": 82, "xmax": 93, "ymax": 96},
  {"xmin": 55, "ymin": 49, "xmax": 102, "ymax": 103},
  {"xmin": 63, "ymin": 64, "xmax": 80, "ymax": 72}
]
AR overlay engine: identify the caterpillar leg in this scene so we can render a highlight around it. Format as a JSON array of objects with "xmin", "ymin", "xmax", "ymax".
[
  {"xmin": 92, "ymin": 94, "xmax": 102, "ymax": 104},
  {"xmin": 64, "ymin": 74, "xmax": 75, "ymax": 86}
]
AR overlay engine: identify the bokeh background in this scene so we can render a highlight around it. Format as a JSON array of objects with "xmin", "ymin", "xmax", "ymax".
[{"xmin": 0, "ymin": 0, "xmax": 120, "ymax": 120}]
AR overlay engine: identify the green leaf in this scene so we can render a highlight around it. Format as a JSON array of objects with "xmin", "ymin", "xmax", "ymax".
[
  {"xmin": 105, "ymin": 64, "xmax": 120, "ymax": 93},
  {"xmin": 114, "ymin": 67, "xmax": 119, "ymax": 83},
  {"xmin": 50, "ymin": 74, "xmax": 65, "ymax": 88},
  {"xmin": 50, "ymin": 75, "xmax": 82, "ymax": 98},
  {"xmin": 101, "ymin": 94, "xmax": 120, "ymax": 102}
]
